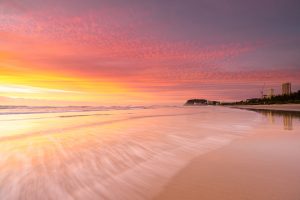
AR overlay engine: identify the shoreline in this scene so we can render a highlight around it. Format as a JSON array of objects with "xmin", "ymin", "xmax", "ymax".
[
  {"xmin": 226, "ymin": 104, "xmax": 300, "ymax": 112},
  {"xmin": 154, "ymin": 123, "xmax": 300, "ymax": 200}
]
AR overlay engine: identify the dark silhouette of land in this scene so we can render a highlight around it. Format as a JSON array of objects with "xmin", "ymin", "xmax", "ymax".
[
  {"xmin": 222, "ymin": 90, "xmax": 300, "ymax": 105},
  {"xmin": 184, "ymin": 99, "xmax": 220, "ymax": 106}
]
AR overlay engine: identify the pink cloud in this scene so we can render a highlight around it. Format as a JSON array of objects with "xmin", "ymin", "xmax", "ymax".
[{"xmin": 1, "ymin": 1, "xmax": 299, "ymax": 103}]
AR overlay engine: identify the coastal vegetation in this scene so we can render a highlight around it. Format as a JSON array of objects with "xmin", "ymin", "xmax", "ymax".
[
  {"xmin": 185, "ymin": 90, "xmax": 300, "ymax": 106},
  {"xmin": 222, "ymin": 90, "xmax": 300, "ymax": 105},
  {"xmin": 184, "ymin": 99, "xmax": 220, "ymax": 105}
]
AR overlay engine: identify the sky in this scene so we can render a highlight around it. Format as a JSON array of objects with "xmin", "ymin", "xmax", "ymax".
[{"xmin": 0, "ymin": 0, "xmax": 300, "ymax": 105}]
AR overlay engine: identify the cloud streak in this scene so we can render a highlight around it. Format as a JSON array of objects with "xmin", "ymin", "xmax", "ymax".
[{"xmin": 0, "ymin": 0, "xmax": 299, "ymax": 104}]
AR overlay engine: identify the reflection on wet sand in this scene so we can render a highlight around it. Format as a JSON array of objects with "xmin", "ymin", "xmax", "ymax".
[
  {"xmin": 249, "ymin": 109, "xmax": 300, "ymax": 131},
  {"xmin": 0, "ymin": 107, "xmax": 258, "ymax": 200},
  {"xmin": 283, "ymin": 114, "xmax": 293, "ymax": 130},
  {"xmin": 1, "ymin": 107, "xmax": 299, "ymax": 199}
]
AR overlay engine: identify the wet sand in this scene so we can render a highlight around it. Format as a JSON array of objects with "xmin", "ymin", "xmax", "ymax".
[
  {"xmin": 1, "ymin": 106, "xmax": 299, "ymax": 199},
  {"xmin": 229, "ymin": 104, "xmax": 300, "ymax": 112},
  {"xmin": 155, "ymin": 111, "xmax": 300, "ymax": 200},
  {"xmin": 0, "ymin": 107, "xmax": 260, "ymax": 200}
]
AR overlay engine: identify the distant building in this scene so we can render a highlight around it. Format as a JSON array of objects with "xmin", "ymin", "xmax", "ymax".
[
  {"xmin": 267, "ymin": 88, "xmax": 274, "ymax": 98},
  {"xmin": 282, "ymin": 82, "xmax": 291, "ymax": 95}
]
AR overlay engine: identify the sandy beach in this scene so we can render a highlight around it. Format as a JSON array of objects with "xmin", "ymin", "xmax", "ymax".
[
  {"xmin": 155, "ymin": 122, "xmax": 300, "ymax": 200},
  {"xmin": 2, "ymin": 0, "xmax": 300, "ymax": 199},
  {"xmin": 0, "ymin": 106, "xmax": 299, "ymax": 199},
  {"xmin": 228, "ymin": 104, "xmax": 300, "ymax": 112}
]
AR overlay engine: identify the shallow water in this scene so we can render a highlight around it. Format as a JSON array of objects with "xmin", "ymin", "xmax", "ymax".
[{"xmin": 0, "ymin": 106, "xmax": 299, "ymax": 200}]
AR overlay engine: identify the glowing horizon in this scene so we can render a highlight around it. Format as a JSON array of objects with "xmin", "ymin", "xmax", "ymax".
[{"xmin": 1, "ymin": 0, "xmax": 300, "ymax": 106}]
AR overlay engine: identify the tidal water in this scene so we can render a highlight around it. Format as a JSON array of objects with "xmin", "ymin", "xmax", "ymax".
[{"xmin": 0, "ymin": 106, "xmax": 299, "ymax": 200}]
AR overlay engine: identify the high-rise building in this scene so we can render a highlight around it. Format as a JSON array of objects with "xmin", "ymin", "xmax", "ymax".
[
  {"xmin": 267, "ymin": 88, "xmax": 274, "ymax": 98},
  {"xmin": 282, "ymin": 82, "xmax": 291, "ymax": 95}
]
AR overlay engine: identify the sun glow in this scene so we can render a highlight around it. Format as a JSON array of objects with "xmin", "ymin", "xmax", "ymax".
[
  {"xmin": 0, "ymin": 66, "xmax": 149, "ymax": 105},
  {"xmin": 0, "ymin": 85, "xmax": 39, "ymax": 93}
]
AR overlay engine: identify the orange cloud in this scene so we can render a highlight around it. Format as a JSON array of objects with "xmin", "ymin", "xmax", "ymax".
[{"xmin": 1, "ymin": 1, "xmax": 299, "ymax": 105}]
